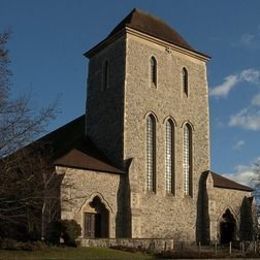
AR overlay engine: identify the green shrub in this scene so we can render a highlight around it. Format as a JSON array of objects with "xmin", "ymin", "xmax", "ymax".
[
  {"xmin": 60, "ymin": 219, "xmax": 81, "ymax": 247},
  {"xmin": 46, "ymin": 219, "xmax": 81, "ymax": 247}
]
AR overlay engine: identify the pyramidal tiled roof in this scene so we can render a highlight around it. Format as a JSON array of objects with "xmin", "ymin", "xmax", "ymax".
[
  {"xmin": 86, "ymin": 8, "xmax": 209, "ymax": 58},
  {"xmin": 109, "ymin": 8, "xmax": 194, "ymax": 51}
]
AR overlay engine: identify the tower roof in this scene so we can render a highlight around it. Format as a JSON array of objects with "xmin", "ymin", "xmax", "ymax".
[
  {"xmin": 109, "ymin": 8, "xmax": 194, "ymax": 52},
  {"xmin": 85, "ymin": 8, "xmax": 210, "ymax": 59}
]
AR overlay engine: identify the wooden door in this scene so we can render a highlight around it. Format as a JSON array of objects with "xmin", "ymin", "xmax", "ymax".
[{"xmin": 84, "ymin": 213, "xmax": 95, "ymax": 238}]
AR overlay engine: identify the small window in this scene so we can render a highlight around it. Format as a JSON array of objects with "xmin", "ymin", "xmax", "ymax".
[
  {"xmin": 165, "ymin": 120, "xmax": 175, "ymax": 194},
  {"xmin": 182, "ymin": 67, "xmax": 188, "ymax": 96},
  {"xmin": 183, "ymin": 123, "xmax": 192, "ymax": 196},
  {"xmin": 146, "ymin": 114, "xmax": 156, "ymax": 192},
  {"xmin": 102, "ymin": 60, "xmax": 109, "ymax": 90},
  {"xmin": 150, "ymin": 57, "xmax": 157, "ymax": 87}
]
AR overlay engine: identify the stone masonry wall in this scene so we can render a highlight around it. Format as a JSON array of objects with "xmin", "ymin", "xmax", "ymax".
[
  {"xmin": 81, "ymin": 238, "xmax": 175, "ymax": 252},
  {"xmin": 124, "ymin": 33, "xmax": 210, "ymax": 239},
  {"xmin": 86, "ymin": 37, "xmax": 126, "ymax": 168},
  {"xmin": 206, "ymin": 173, "xmax": 252, "ymax": 241},
  {"xmin": 57, "ymin": 166, "xmax": 121, "ymax": 238}
]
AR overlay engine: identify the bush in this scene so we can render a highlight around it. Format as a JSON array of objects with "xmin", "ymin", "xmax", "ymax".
[
  {"xmin": 60, "ymin": 219, "xmax": 81, "ymax": 247},
  {"xmin": 46, "ymin": 219, "xmax": 81, "ymax": 247}
]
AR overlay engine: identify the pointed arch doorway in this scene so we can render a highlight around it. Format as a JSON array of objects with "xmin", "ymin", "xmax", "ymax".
[
  {"xmin": 83, "ymin": 196, "xmax": 109, "ymax": 238},
  {"xmin": 219, "ymin": 209, "xmax": 236, "ymax": 244}
]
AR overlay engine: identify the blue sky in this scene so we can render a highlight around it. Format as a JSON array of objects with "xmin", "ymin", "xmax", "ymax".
[{"xmin": 1, "ymin": 0, "xmax": 260, "ymax": 184}]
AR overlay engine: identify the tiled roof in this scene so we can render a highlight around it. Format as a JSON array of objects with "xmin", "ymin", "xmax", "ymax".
[
  {"xmin": 54, "ymin": 148, "xmax": 124, "ymax": 174},
  {"xmin": 85, "ymin": 8, "xmax": 209, "ymax": 58},
  {"xmin": 31, "ymin": 115, "xmax": 124, "ymax": 174},
  {"xmin": 37, "ymin": 115, "xmax": 86, "ymax": 159},
  {"xmin": 109, "ymin": 9, "xmax": 194, "ymax": 51},
  {"xmin": 209, "ymin": 171, "xmax": 253, "ymax": 192}
]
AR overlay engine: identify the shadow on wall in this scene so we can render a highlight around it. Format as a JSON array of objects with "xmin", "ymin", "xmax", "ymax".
[
  {"xmin": 116, "ymin": 158, "xmax": 132, "ymax": 238},
  {"xmin": 196, "ymin": 171, "xmax": 210, "ymax": 245},
  {"xmin": 220, "ymin": 209, "xmax": 236, "ymax": 244}
]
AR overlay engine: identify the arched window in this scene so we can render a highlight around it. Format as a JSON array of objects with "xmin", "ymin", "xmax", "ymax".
[
  {"xmin": 150, "ymin": 56, "xmax": 157, "ymax": 87},
  {"xmin": 146, "ymin": 114, "xmax": 156, "ymax": 192},
  {"xmin": 183, "ymin": 123, "xmax": 192, "ymax": 196},
  {"xmin": 102, "ymin": 60, "xmax": 109, "ymax": 90},
  {"xmin": 182, "ymin": 67, "xmax": 188, "ymax": 96},
  {"xmin": 165, "ymin": 120, "xmax": 175, "ymax": 194}
]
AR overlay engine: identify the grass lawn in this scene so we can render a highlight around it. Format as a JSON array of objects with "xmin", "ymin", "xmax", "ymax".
[{"xmin": 0, "ymin": 247, "xmax": 154, "ymax": 260}]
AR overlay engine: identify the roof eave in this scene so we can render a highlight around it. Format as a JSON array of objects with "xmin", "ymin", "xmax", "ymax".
[
  {"xmin": 125, "ymin": 27, "xmax": 210, "ymax": 61},
  {"xmin": 84, "ymin": 26, "xmax": 211, "ymax": 61},
  {"xmin": 213, "ymin": 184, "xmax": 254, "ymax": 192},
  {"xmin": 54, "ymin": 163, "xmax": 125, "ymax": 175},
  {"xmin": 84, "ymin": 29, "xmax": 126, "ymax": 58},
  {"xmin": 209, "ymin": 171, "xmax": 254, "ymax": 192}
]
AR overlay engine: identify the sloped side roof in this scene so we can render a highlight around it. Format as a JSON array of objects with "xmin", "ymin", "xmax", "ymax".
[
  {"xmin": 54, "ymin": 148, "xmax": 124, "ymax": 174},
  {"xmin": 210, "ymin": 171, "xmax": 253, "ymax": 192},
  {"xmin": 85, "ymin": 8, "xmax": 209, "ymax": 58},
  {"xmin": 36, "ymin": 115, "xmax": 86, "ymax": 159},
  {"xmin": 21, "ymin": 115, "xmax": 124, "ymax": 174}
]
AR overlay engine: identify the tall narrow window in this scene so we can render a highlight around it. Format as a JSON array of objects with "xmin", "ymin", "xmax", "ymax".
[
  {"xmin": 146, "ymin": 115, "xmax": 156, "ymax": 192},
  {"xmin": 150, "ymin": 57, "xmax": 157, "ymax": 87},
  {"xmin": 183, "ymin": 124, "xmax": 192, "ymax": 196},
  {"xmin": 165, "ymin": 120, "xmax": 175, "ymax": 194},
  {"xmin": 103, "ymin": 60, "xmax": 109, "ymax": 90},
  {"xmin": 182, "ymin": 67, "xmax": 188, "ymax": 96}
]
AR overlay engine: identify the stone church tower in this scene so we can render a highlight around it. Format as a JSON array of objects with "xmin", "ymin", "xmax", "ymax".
[
  {"xmin": 53, "ymin": 8, "xmax": 252, "ymax": 243},
  {"xmin": 85, "ymin": 9, "xmax": 210, "ymax": 240}
]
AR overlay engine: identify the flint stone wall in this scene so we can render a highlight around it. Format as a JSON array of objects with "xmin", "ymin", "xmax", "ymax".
[
  {"xmin": 57, "ymin": 166, "xmax": 123, "ymax": 238},
  {"xmin": 81, "ymin": 238, "xmax": 176, "ymax": 252},
  {"xmin": 124, "ymin": 32, "xmax": 210, "ymax": 239}
]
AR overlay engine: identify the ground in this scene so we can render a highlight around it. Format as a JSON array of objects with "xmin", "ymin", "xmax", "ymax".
[{"xmin": 0, "ymin": 247, "xmax": 153, "ymax": 260}]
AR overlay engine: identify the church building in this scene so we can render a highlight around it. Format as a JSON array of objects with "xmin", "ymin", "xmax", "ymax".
[{"xmin": 40, "ymin": 9, "xmax": 253, "ymax": 243}]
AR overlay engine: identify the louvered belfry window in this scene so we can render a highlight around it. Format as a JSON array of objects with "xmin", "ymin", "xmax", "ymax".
[
  {"xmin": 183, "ymin": 124, "xmax": 192, "ymax": 196},
  {"xmin": 165, "ymin": 120, "xmax": 174, "ymax": 194},
  {"xmin": 146, "ymin": 115, "xmax": 156, "ymax": 192}
]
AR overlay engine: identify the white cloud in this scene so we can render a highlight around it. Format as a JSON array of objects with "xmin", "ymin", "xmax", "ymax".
[
  {"xmin": 228, "ymin": 91, "xmax": 260, "ymax": 131},
  {"xmin": 251, "ymin": 93, "xmax": 260, "ymax": 106},
  {"xmin": 223, "ymin": 170, "xmax": 255, "ymax": 186},
  {"xmin": 237, "ymin": 25, "xmax": 260, "ymax": 49},
  {"xmin": 229, "ymin": 107, "xmax": 260, "ymax": 130},
  {"xmin": 209, "ymin": 75, "xmax": 239, "ymax": 97},
  {"xmin": 240, "ymin": 69, "xmax": 260, "ymax": 83},
  {"xmin": 210, "ymin": 68, "xmax": 260, "ymax": 98},
  {"xmin": 222, "ymin": 158, "xmax": 260, "ymax": 186},
  {"xmin": 232, "ymin": 140, "xmax": 245, "ymax": 151}
]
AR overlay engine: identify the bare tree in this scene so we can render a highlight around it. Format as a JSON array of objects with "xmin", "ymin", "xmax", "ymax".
[
  {"xmin": 0, "ymin": 31, "xmax": 56, "ymax": 158},
  {"xmin": 248, "ymin": 159, "xmax": 260, "ymax": 239},
  {"xmin": 0, "ymin": 31, "xmax": 60, "ymax": 240}
]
